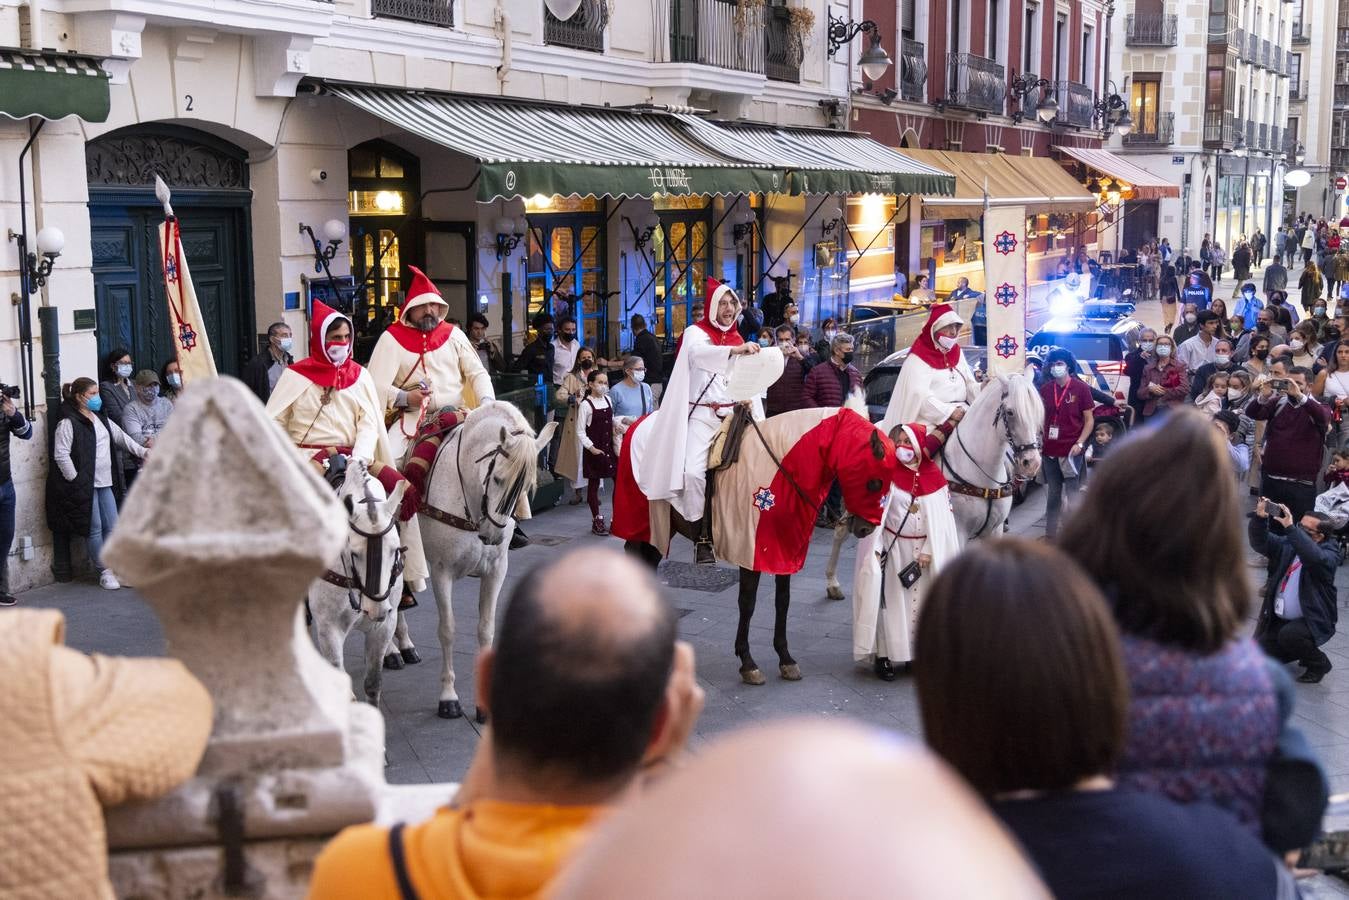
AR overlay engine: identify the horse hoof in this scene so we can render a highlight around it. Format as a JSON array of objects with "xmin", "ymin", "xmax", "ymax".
[
  {"xmin": 741, "ymin": 667, "xmax": 767, "ymax": 686},
  {"xmin": 400, "ymin": 647, "xmax": 421, "ymax": 665},
  {"xmin": 438, "ymin": 700, "xmax": 463, "ymax": 719},
  {"xmin": 779, "ymin": 663, "xmax": 802, "ymax": 681},
  {"xmin": 475, "ymin": 708, "xmax": 488, "ymax": 725},
  {"xmin": 382, "ymin": 653, "xmax": 404, "ymax": 671},
  {"xmin": 825, "ymin": 585, "xmax": 844, "ymax": 601}
]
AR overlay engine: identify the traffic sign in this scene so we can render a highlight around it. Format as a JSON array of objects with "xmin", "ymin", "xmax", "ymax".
[{"xmin": 1338, "ymin": 176, "xmax": 1348, "ymax": 191}]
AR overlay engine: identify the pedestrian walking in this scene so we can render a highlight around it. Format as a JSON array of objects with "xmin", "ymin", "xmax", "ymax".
[
  {"xmin": 1250, "ymin": 500, "xmax": 1340, "ymax": 684},
  {"xmin": 1039, "ymin": 349, "xmax": 1094, "ymax": 537},
  {"xmin": 1300, "ymin": 261, "xmax": 1324, "ymax": 314},
  {"xmin": 46, "ymin": 377, "xmax": 149, "ymax": 590},
  {"xmin": 1158, "ymin": 262, "xmax": 1179, "ymax": 333}
]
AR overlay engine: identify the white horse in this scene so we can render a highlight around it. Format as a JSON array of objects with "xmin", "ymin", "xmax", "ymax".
[
  {"xmin": 393, "ymin": 401, "xmax": 556, "ymax": 722},
  {"xmin": 308, "ymin": 459, "xmax": 407, "ymax": 705},
  {"xmin": 824, "ymin": 372, "xmax": 1043, "ymax": 598}
]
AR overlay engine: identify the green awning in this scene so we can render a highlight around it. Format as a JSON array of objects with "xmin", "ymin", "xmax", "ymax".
[
  {"xmin": 674, "ymin": 114, "xmax": 956, "ymax": 197},
  {"xmin": 0, "ymin": 49, "xmax": 110, "ymax": 122},
  {"xmin": 327, "ymin": 84, "xmax": 786, "ymax": 202}
]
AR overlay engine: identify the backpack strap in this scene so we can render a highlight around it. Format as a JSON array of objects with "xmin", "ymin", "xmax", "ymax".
[{"xmin": 388, "ymin": 823, "xmax": 420, "ymax": 900}]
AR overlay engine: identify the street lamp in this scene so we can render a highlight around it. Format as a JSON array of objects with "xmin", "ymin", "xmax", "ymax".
[
  {"xmin": 1008, "ymin": 72, "xmax": 1057, "ymax": 125},
  {"xmin": 1092, "ymin": 83, "xmax": 1131, "ymax": 137},
  {"xmin": 7, "ymin": 225, "xmax": 64, "ymax": 292},
  {"xmin": 299, "ymin": 219, "xmax": 347, "ymax": 273},
  {"xmin": 495, "ymin": 216, "xmax": 526, "ymax": 260},
  {"xmin": 827, "ymin": 15, "xmax": 893, "ymax": 82},
  {"xmin": 819, "ymin": 199, "xmax": 844, "ymax": 237},
  {"xmin": 544, "ymin": 0, "xmax": 583, "ymax": 20}
]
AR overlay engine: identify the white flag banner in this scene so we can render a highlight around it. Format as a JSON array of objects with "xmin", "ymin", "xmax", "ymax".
[
  {"xmin": 155, "ymin": 175, "xmax": 218, "ymax": 385},
  {"xmin": 982, "ymin": 205, "xmax": 1028, "ymax": 376}
]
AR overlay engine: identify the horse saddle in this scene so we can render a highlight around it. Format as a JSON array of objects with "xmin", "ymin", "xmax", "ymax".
[{"xmin": 708, "ymin": 403, "xmax": 754, "ymax": 472}]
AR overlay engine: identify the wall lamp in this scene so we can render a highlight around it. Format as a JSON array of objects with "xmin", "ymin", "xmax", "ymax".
[
  {"xmin": 635, "ymin": 212, "xmax": 661, "ymax": 250},
  {"xmin": 299, "ymin": 219, "xmax": 347, "ymax": 274},
  {"xmin": 731, "ymin": 208, "xmax": 756, "ymax": 246},
  {"xmin": 7, "ymin": 225, "xmax": 63, "ymax": 293},
  {"xmin": 495, "ymin": 215, "xmax": 526, "ymax": 259},
  {"xmin": 818, "ymin": 199, "xmax": 844, "ymax": 238},
  {"xmin": 827, "ymin": 15, "xmax": 892, "ymax": 81},
  {"xmin": 1008, "ymin": 71, "xmax": 1058, "ymax": 125},
  {"xmin": 1092, "ymin": 82, "xmax": 1132, "ymax": 136}
]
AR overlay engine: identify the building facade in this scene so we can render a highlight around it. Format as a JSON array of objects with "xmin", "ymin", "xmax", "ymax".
[
  {"xmin": 1334, "ymin": 0, "xmax": 1349, "ymax": 206},
  {"xmin": 1112, "ymin": 0, "xmax": 1293, "ymax": 258},
  {"xmin": 1286, "ymin": 0, "xmax": 1336, "ymax": 216}
]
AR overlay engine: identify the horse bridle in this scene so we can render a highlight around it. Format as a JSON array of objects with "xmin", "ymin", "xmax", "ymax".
[
  {"xmin": 326, "ymin": 475, "xmax": 405, "ymax": 613},
  {"xmin": 451, "ymin": 426, "xmax": 531, "ymax": 531},
  {"xmin": 942, "ymin": 384, "xmax": 1042, "ymax": 537}
]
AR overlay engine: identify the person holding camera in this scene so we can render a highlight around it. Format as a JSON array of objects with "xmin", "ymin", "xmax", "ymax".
[
  {"xmin": 1249, "ymin": 500, "xmax": 1340, "ymax": 683},
  {"xmin": 1245, "ymin": 366, "xmax": 1330, "ymax": 524},
  {"xmin": 0, "ymin": 385, "xmax": 32, "ymax": 606}
]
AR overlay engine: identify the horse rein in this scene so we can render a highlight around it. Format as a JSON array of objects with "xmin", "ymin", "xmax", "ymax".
[
  {"xmin": 423, "ymin": 425, "xmax": 531, "ymax": 533},
  {"xmin": 322, "ymin": 475, "xmax": 406, "ymax": 612},
  {"xmin": 940, "ymin": 384, "xmax": 1041, "ymax": 537}
]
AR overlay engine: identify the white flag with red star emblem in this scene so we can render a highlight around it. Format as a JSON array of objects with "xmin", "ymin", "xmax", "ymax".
[{"xmin": 155, "ymin": 175, "xmax": 217, "ymax": 385}]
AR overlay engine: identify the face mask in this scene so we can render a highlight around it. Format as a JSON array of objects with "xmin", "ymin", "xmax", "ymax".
[
  {"xmin": 937, "ymin": 334, "xmax": 959, "ymax": 351},
  {"xmin": 824, "ymin": 330, "xmax": 838, "ymax": 341},
  {"xmin": 631, "ymin": 370, "xmax": 646, "ymax": 383},
  {"xmin": 797, "ymin": 345, "xmax": 811, "ymax": 355},
  {"xmin": 788, "ymin": 314, "xmax": 799, "ymax": 324},
  {"xmin": 1049, "ymin": 363, "xmax": 1068, "ymax": 380},
  {"xmin": 115, "ymin": 363, "xmax": 133, "ymax": 379},
  {"xmin": 593, "ymin": 384, "xmax": 609, "ymax": 396},
  {"xmin": 758, "ymin": 337, "xmax": 773, "ymax": 347},
  {"xmin": 1185, "ymin": 313, "xmax": 1197, "ymax": 324},
  {"xmin": 841, "ymin": 352, "xmax": 855, "ymax": 365},
  {"xmin": 580, "ymin": 359, "xmax": 594, "ymax": 371},
  {"xmin": 1291, "ymin": 339, "xmax": 1305, "ymax": 351},
  {"xmin": 1141, "ymin": 340, "xmax": 1156, "ymax": 353},
  {"xmin": 1215, "ymin": 353, "xmax": 1231, "ymax": 365},
  {"xmin": 1316, "ymin": 307, "xmax": 1327, "ymax": 316},
  {"xmin": 167, "ymin": 373, "xmax": 182, "ymax": 388},
  {"xmin": 138, "ymin": 386, "xmax": 159, "ymax": 402},
  {"xmin": 1254, "ymin": 348, "xmax": 1269, "ymax": 360},
  {"xmin": 326, "ymin": 342, "xmax": 351, "ymax": 366},
  {"xmin": 1228, "ymin": 387, "xmax": 1244, "ymax": 400},
  {"xmin": 1156, "ymin": 344, "xmax": 1172, "ymax": 358},
  {"xmin": 86, "ymin": 395, "xmax": 103, "ymax": 412},
  {"xmin": 897, "ymin": 446, "xmax": 916, "ymax": 463},
  {"xmin": 561, "ymin": 331, "xmax": 577, "ymax": 343},
  {"xmin": 278, "ymin": 337, "xmax": 293, "ymax": 354}
]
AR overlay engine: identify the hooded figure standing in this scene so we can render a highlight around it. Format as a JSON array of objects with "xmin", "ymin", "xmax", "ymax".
[
  {"xmin": 267, "ymin": 300, "xmax": 428, "ymax": 597},
  {"xmin": 628, "ymin": 278, "xmax": 762, "ymax": 564}
]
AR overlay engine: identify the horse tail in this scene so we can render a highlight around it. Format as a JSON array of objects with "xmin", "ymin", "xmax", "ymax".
[{"xmin": 611, "ymin": 415, "xmax": 652, "ymax": 544}]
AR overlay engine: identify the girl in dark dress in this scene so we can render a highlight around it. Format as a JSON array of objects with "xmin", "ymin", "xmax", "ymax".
[{"xmin": 579, "ymin": 368, "xmax": 618, "ymax": 535}]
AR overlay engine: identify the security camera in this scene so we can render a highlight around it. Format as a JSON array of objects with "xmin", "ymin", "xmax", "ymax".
[{"xmin": 310, "ymin": 168, "xmax": 328, "ymax": 184}]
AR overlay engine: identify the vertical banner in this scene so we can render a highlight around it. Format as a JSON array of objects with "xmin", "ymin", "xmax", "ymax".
[
  {"xmin": 155, "ymin": 176, "xmax": 217, "ymax": 385},
  {"xmin": 982, "ymin": 205, "xmax": 1028, "ymax": 376}
]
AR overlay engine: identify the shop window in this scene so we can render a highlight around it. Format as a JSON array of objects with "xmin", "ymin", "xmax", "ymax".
[{"xmin": 347, "ymin": 139, "xmax": 421, "ymax": 361}]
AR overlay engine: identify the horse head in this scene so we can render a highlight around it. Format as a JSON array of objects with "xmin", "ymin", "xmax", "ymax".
[
  {"xmin": 990, "ymin": 372, "xmax": 1045, "ymax": 479},
  {"xmin": 829, "ymin": 405, "xmax": 895, "ymax": 539},
  {"xmin": 337, "ymin": 459, "xmax": 405, "ymax": 623},
  {"xmin": 458, "ymin": 402, "xmax": 555, "ymax": 546}
]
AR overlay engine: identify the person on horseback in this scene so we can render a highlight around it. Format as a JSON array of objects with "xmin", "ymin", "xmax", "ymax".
[
  {"xmin": 887, "ymin": 303, "xmax": 979, "ymax": 430},
  {"xmin": 267, "ymin": 300, "xmax": 426, "ymax": 606},
  {"xmin": 628, "ymin": 278, "xmax": 762, "ymax": 565}
]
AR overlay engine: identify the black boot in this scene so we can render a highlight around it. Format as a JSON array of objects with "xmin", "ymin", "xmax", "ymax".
[
  {"xmin": 509, "ymin": 526, "xmax": 531, "ymax": 549},
  {"xmin": 874, "ymin": 657, "xmax": 897, "ymax": 681},
  {"xmin": 695, "ymin": 540, "xmax": 716, "ymax": 565}
]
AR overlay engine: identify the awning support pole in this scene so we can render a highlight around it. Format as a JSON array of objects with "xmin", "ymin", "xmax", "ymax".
[
  {"xmin": 633, "ymin": 196, "xmax": 742, "ymax": 313},
  {"xmin": 542, "ymin": 198, "xmax": 628, "ymax": 309}
]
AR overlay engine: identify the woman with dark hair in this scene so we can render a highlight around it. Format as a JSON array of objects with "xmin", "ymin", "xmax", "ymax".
[
  {"xmin": 1158, "ymin": 261, "xmax": 1180, "ymax": 334},
  {"xmin": 99, "ymin": 348, "xmax": 135, "ymax": 487},
  {"xmin": 1058, "ymin": 409, "xmax": 1326, "ymax": 852},
  {"xmin": 159, "ymin": 358, "xmax": 183, "ymax": 403},
  {"xmin": 916, "ymin": 538, "xmax": 1290, "ymax": 899},
  {"xmin": 46, "ymin": 377, "xmax": 148, "ymax": 590}
]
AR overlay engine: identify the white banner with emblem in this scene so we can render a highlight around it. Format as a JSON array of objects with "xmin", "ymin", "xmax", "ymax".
[{"xmin": 982, "ymin": 205, "xmax": 1028, "ymax": 376}]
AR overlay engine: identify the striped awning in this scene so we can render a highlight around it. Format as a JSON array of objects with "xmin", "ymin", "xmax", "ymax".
[
  {"xmin": 674, "ymin": 114, "xmax": 956, "ymax": 196},
  {"xmin": 902, "ymin": 149, "xmax": 1097, "ymax": 219},
  {"xmin": 0, "ymin": 48, "xmax": 110, "ymax": 122},
  {"xmin": 1054, "ymin": 146, "xmax": 1181, "ymax": 200},
  {"xmin": 328, "ymin": 84, "xmax": 786, "ymax": 202}
]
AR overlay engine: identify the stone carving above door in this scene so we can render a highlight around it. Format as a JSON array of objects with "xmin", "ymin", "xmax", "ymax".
[{"xmin": 86, "ymin": 129, "xmax": 248, "ymax": 191}]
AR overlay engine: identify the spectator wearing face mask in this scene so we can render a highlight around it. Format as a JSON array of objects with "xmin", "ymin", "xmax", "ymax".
[
  {"xmin": 1233, "ymin": 283, "xmax": 1263, "ymax": 332},
  {"xmin": 610, "ymin": 355, "xmax": 655, "ymax": 426},
  {"xmin": 1039, "ymin": 349, "xmax": 1095, "ymax": 538},
  {"xmin": 1189, "ymin": 340, "xmax": 1238, "ymax": 401},
  {"xmin": 1137, "ymin": 335, "xmax": 1190, "ymax": 422},
  {"xmin": 1246, "ymin": 365, "xmax": 1331, "ymax": 523},
  {"xmin": 765, "ymin": 325, "xmax": 809, "ymax": 417},
  {"xmin": 1177, "ymin": 311, "xmax": 1221, "ymax": 371},
  {"xmin": 578, "ymin": 369, "xmax": 620, "ymax": 536},
  {"xmin": 99, "ymin": 348, "xmax": 136, "ymax": 492},
  {"xmin": 121, "ymin": 370, "xmax": 173, "ymax": 488},
  {"xmin": 1250, "ymin": 501, "xmax": 1341, "ymax": 683},
  {"xmin": 804, "ymin": 334, "xmax": 862, "ymax": 527},
  {"xmin": 242, "ymin": 321, "xmax": 294, "ymax": 404},
  {"xmin": 813, "ymin": 318, "xmax": 836, "ymax": 362},
  {"xmin": 1124, "ymin": 329, "xmax": 1157, "ymax": 423},
  {"xmin": 1288, "ymin": 321, "xmax": 1322, "ymax": 371},
  {"xmin": 1314, "ymin": 340, "xmax": 1349, "ymax": 449},
  {"xmin": 1170, "ymin": 304, "xmax": 1201, "ymax": 346},
  {"xmin": 554, "ymin": 347, "xmax": 597, "ymax": 507},
  {"xmin": 159, "ymin": 359, "xmax": 183, "ymax": 403}
]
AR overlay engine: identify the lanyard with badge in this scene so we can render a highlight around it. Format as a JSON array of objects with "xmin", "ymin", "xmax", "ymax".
[{"xmin": 1047, "ymin": 381, "xmax": 1072, "ymax": 442}]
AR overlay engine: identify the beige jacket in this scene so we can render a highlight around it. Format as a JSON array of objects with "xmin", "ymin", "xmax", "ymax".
[{"xmin": 0, "ymin": 609, "xmax": 213, "ymax": 900}]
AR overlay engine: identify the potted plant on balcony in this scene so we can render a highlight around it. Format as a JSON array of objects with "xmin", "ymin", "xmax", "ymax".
[
  {"xmin": 734, "ymin": 0, "xmax": 766, "ymax": 33},
  {"xmin": 787, "ymin": 6, "xmax": 815, "ymax": 57}
]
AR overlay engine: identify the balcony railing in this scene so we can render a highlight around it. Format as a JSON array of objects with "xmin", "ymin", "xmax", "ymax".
[
  {"xmin": 1126, "ymin": 13, "xmax": 1179, "ymax": 46},
  {"xmin": 1285, "ymin": 130, "xmax": 1300, "ymax": 159},
  {"xmin": 669, "ymin": 0, "xmax": 766, "ymax": 74},
  {"xmin": 1246, "ymin": 118, "xmax": 1257, "ymax": 148},
  {"xmin": 545, "ymin": 0, "xmax": 607, "ymax": 53},
  {"xmin": 1260, "ymin": 37, "xmax": 1272, "ymax": 69},
  {"xmin": 945, "ymin": 52, "xmax": 1005, "ymax": 114},
  {"xmin": 901, "ymin": 38, "xmax": 928, "ymax": 101},
  {"xmin": 1249, "ymin": 30, "xmax": 1262, "ymax": 62},
  {"xmin": 1338, "ymin": 84, "xmax": 1349, "ymax": 108},
  {"xmin": 1291, "ymin": 80, "xmax": 1309, "ymax": 100},
  {"xmin": 1258, "ymin": 122, "xmax": 1269, "ymax": 150},
  {"xmin": 1293, "ymin": 21, "xmax": 1312, "ymax": 43},
  {"xmin": 764, "ymin": 5, "xmax": 801, "ymax": 83},
  {"xmin": 1271, "ymin": 125, "xmax": 1282, "ymax": 152},
  {"xmin": 1204, "ymin": 110, "xmax": 1235, "ymax": 146},
  {"xmin": 1055, "ymin": 80, "xmax": 1095, "ymax": 128},
  {"xmin": 1235, "ymin": 27, "xmax": 1251, "ymax": 60},
  {"xmin": 371, "ymin": 0, "xmax": 451, "ymax": 27},
  {"xmin": 1123, "ymin": 111, "xmax": 1175, "ymax": 145}
]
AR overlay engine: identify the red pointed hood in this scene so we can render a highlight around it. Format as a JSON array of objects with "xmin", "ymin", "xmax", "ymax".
[
  {"xmin": 288, "ymin": 299, "xmax": 363, "ymax": 389},
  {"xmin": 693, "ymin": 277, "xmax": 744, "ymax": 347},
  {"xmin": 907, "ymin": 303, "xmax": 964, "ymax": 370},
  {"xmin": 387, "ymin": 265, "xmax": 454, "ymax": 353}
]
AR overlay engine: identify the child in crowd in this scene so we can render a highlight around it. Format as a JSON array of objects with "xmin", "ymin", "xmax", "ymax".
[
  {"xmin": 1316, "ymin": 450, "xmax": 1349, "ymax": 533},
  {"xmin": 1084, "ymin": 420, "xmax": 1118, "ymax": 473},
  {"xmin": 1194, "ymin": 371, "xmax": 1231, "ymax": 415},
  {"xmin": 578, "ymin": 368, "xmax": 620, "ymax": 536},
  {"xmin": 1326, "ymin": 450, "xmax": 1349, "ymax": 488}
]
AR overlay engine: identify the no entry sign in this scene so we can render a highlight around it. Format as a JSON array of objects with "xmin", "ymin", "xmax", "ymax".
[{"xmin": 1338, "ymin": 176, "xmax": 1348, "ymax": 191}]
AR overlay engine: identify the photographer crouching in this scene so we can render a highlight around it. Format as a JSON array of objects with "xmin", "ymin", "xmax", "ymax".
[{"xmin": 0, "ymin": 383, "xmax": 32, "ymax": 606}]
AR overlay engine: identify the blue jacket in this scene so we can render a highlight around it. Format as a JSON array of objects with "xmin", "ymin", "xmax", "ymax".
[{"xmin": 1249, "ymin": 514, "xmax": 1340, "ymax": 646}]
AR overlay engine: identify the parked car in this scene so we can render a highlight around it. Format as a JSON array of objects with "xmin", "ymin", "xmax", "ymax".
[{"xmin": 1026, "ymin": 315, "xmax": 1143, "ymax": 403}]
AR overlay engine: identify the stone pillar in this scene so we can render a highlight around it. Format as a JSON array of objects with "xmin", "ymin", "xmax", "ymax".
[{"xmin": 100, "ymin": 377, "xmax": 451, "ymax": 899}]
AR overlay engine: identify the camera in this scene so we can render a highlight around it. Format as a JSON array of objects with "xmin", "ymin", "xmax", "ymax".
[
  {"xmin": 0, "ymin": 384, "xmax": 20, "ymax": 400},
  {"xmin": 310, "ymin": 168, "xmax": 328, "ymax": 183}
]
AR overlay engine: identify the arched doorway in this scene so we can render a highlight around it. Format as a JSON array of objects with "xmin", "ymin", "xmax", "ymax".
[{"xmin": 86, "ymin": 124, "xmax": 254, "ymax": 376}]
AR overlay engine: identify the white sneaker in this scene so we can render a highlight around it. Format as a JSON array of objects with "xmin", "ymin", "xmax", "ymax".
[{"xmin": 99, "ymin": 570, "xmax": 121, "ymax": 590}]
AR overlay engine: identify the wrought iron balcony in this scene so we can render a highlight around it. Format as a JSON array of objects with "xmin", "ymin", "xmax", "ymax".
[
  {"xmin": 1271, "ymin": 125, "xmax": 1282, "ymax": 152},
  {"xmin": 669, "ymin": 0, "xmax": 765, "ymax": 74},
  {"xmin": 545, "ymin": 0, "xmax": 607, "ymax": 53},
  {"xmin": 764, "ymin": 5, "xmax": 801, "ymax": 83},
  {"xmin": 1246, "ymin": 118, "xmax": 1256, "ymax": 148},
  {"xmin": 1338, "ymin": 84, "xmax": 1349, "ymax": 109},
  {"xmin": 1291, "ymin": 80, "xmax": 1309, "ymax": 101},
  {"xmin": 1055, "ymin": 80, "xmax": 1095, "ymax": 128},
  {"xmin": 1123, "ymin": 111, "xmax": 1175, "ymax": 145},
  {"xmin": 1258, "ymin": 122, "xmax": 1269, "ymax": 150},
  {"xmin": 945, "ymin": 52, "xmax": 1004, "ymax": 114},
  {"xmin": 901, "ymin": 38, "xmax": 928, "ymax": 101},
  {"xmin": 1292, "ymin": 21, "xmax": 1311, "ymax": 43},
  {"xmin": 1234, "ymin": 27, "xmax": 1251, "ymax": 60},
  {"xmin": 371, "ymin": 0, "xmax": 451, "ymax": 27},
  {"xmin": 1284, "ymin": 130, "xmax": 1299, "ymax": 159},
  {"xmin": 1126, "ymin": 13, "xmax": 1179, "ymax": 46},
  {"xmin": 1249, "ymin": 30, "xmax": 1262, "ymax": 62},
  {"xmin": 1259, "ymin": 38, "xmax": 1272, "ymax": 69}
]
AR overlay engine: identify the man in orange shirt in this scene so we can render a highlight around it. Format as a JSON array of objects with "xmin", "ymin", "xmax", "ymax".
[{"xmin": 307, "ymin": 546, "xmax": 703, "ymax": 899}]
